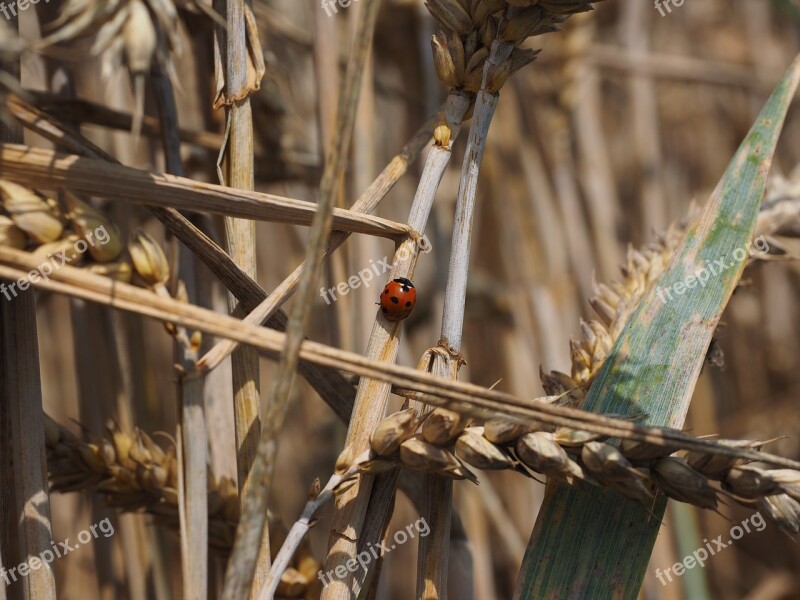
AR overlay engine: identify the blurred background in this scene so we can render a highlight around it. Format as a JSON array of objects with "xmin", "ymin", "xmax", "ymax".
[{"xmin": 13, "ymin": 0, "xmax": 800, "ymax": 598}]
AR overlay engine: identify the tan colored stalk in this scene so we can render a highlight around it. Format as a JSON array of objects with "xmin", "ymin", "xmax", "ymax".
[
  {"xmin": 218, "ymin": 0, "xmax": 267, "ymax": 578},
  {"xmin": 314, "ymin": 4, "xmax": 347, "ymax": 351},
  {"xmin": 0, "ymin": 36, "xmax": 56, "ymax": 600},
  {"xmin": 620, "ymin": 1, "xmax": 665, "ymax": 233},
  {"xmin": 1, "ymin": 296, "xmax": 57, "ymax": 600},
  {"xmin": 321, "ymin": 92, "xmax": 471, "ymax": 600},
  {"xmin": 215, "ymin": 10, "xmax": 264, "ymax": 591},
  {"xmin": 151, "ymin": 69, "xmax": 209, "ymax": 600},
  {"xmin": 6, "ymin": 249, "xmax": 800, "ymax": 470},
  {"xmin": 221, "ymin": 3, "xmax": 381, "ymax": 598},
  {"xmin": 0, "ymin": 145, "xmax": 409, "ymax": 238},
  {"xmin": 415, "ymin": 37, "xmax": 512, "ymax": 599},
  {"xmin": 566, "ymin": 13, "xmax": 621, "ymax": 280}
]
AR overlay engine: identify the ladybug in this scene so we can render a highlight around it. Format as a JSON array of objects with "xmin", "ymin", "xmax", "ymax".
[{"xmin": 379, "ymin": 277, "xmax": 416, "ymax": 322}]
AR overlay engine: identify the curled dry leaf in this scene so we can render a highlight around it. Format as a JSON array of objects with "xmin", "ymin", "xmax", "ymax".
[{"xmin": 212, "ymin": 3, "xmax": 266, "ymax": 109}]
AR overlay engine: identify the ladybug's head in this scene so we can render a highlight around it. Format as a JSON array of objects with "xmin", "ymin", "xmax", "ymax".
[{"xmin": 392, "ymin": 277, "xmax": 414, "ymax": 288}]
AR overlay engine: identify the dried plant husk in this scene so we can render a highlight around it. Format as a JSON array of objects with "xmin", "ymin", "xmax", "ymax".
[
  {"xmin": 723, "ymin": 465, "xmax": 780, "ymax": 498},
  {"xmin": 426, "ymin": 0, "xmax": 474, "ymax": 36},
  {"xmin": 759, "ymin": 493, "xmax": 800, "ymax": 534},
  {"xmin": 463, "ymin": 46, "xmax": 490, "ymax": 91},
  {"xmin": 456, "ymin": 427, "xmax": 515, "ymax": 470},
  {"xmin": 687, "ymin": 439, "xmax": 770, "ymax": 479},
  {"xmin": 516, "ymin": 431, "xmax": 586, "ymax": 484},
  {"xmin": 619, "ymin": 432, "xmax": 684, "ymax": 462},
  {"xmin": 652, "ymin": 457, "xmax": 719, "ymax": 510},
  {"xmin": 483, "ymin": 418, "xmax": 528, "ymax": 444},
  {"xmin": 498, "ymin": 7, "xmax": 556, "ymax": 44},
  {"xmin": 0, "ymin": 180, "xmax": 63, "ymax": 244},
  {"xmin": 578, "ymin": 441, "xmax": 651, "ymax": 501},
  {"xmin": 400, "ymin": 436, "xmax": 462, "ymax": 474},
  {"xmin": 554, "ymin": 426, "xmax": 606, "ymax": 447},
  {"xmin": 766, "ymin": 469, "xmax": 800, "ymax": 502},
  {"xmin": 370, "ymin": 408, "xmax": 419, "ymax": 456},
  {"xmin": 421, "ymin": 407, "xmax": 469, "ymax": 445},
  {"xmin": 30, "ymin": 235, "xmax": 86, "ymax": 267},
  {"xmin": 432, "ymin": 29, "xmax": 461, "ymax": 90}
]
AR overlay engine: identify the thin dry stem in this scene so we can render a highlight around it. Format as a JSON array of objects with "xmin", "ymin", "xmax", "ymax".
[
  {"xmin": 221, "ymin": 2, "xmax": 381, "ymax": 597},
  {"xmin": 4, "ymin": 248, "xmax": 800, "ymax": 471},
  {"xmin": 0, "ymin": 145, "xmax": 409, "ymax": 239}
]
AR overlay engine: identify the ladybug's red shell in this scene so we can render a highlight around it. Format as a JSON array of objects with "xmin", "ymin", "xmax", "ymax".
[{"xmin": 379, "ymin": 278, "xmax": 416, "ymax": 322}]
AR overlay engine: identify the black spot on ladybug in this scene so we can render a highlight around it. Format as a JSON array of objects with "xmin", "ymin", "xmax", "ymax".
[
  {"xmin": 381, "ymin": 307, "xmax": 388, "ymax": 314},
  {"xmin": 405, "ymin": 301, "xmax": 411, "ymax": 307},
  {"xmin": 391, "ymin": 296, "xmax": 399, "ymax": 304}
]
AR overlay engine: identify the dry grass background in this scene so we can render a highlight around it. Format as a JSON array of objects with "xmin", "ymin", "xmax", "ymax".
[{"xmin": 4, "ymin": 0, "xmax": 800, "ymax": 598}]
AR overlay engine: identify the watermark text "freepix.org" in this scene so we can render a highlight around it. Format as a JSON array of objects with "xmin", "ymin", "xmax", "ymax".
[
  {"xmin": 655, "ymin": 235, "xmax": 769, "ymax": 305},
  {"xmin": 1, "ymin": 517, "xmax": 115, "ymax": 586},
  {"xmin": 321, "ymin": 0, "xmax": 360, "ymax": 17},
  {"xmin": 654, "ymin": 511, "xmax": 765, "ymax": 586},
  {"xmin": 0, "ymin": 0, "xmax": 51, "ymax": 21},
  {"xmin": 0, "ymin": 224, "xmax": 112, "ymax": 302},
  {"xmin": 654, "ymin": 0, "xmax": 685, "ymax": 17},
  {"xmin": 317, "ymin": 517, "xmax": 430, "ymax": 586},
  {"xmin": 319, "ymin": 234, "xmax": 431, "ymax": 305}
]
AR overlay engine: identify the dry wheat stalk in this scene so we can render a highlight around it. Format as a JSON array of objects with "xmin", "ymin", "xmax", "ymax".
[
  {"xmin": 6, "ymin": 243, "xmax": 800, "ymax": 469},
  {"xmin": 0, "ymin": 145, "xmax": 411, "ymax": 239},
  {"xmin": 212, "ymin": 0, "xmax": 268, "ymax": 587},
  {"xmin": 319, "ymin": 92, "xmax": 471, "ymax": 599},
  {"xmin": 223, "ymin": 3, "xmax": 382, "ymax": 598},
  {"xmin": 415, "ymin": 1, "xmax": 599, "ymax": 595}
]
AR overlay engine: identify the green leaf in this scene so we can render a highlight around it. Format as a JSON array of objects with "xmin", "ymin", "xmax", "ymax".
[{"xmin": 514, "ymin": 54, "xmax": 800, "ymax": 600}]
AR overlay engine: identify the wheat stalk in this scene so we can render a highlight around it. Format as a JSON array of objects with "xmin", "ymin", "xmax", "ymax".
[
  {"xmin": 221, "ymin": 3, "xmax": 381, "ymax": 598},
  {"xmin": 5, "ymin": 243, "xmax": 800, "ymax": 468},
  {"xmin": 0, "ymin": 145, "xmax": 410, "ymax": 239}
]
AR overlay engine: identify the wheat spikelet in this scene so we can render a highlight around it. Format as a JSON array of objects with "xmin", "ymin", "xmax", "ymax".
[
  {"xmin": 44, "ymin": 414, "xmax": 321, "ymax": 597},
  {"xmin": 426, "ymin": 0, "xmax": 595, "ymax": 96},
  {"xmin": 0, "ymin": 179, "xmax": 194, "ymax": 308},
  {"xmin": 360, "ymin": 415, "xmax": 800, "ymax": 533}
]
